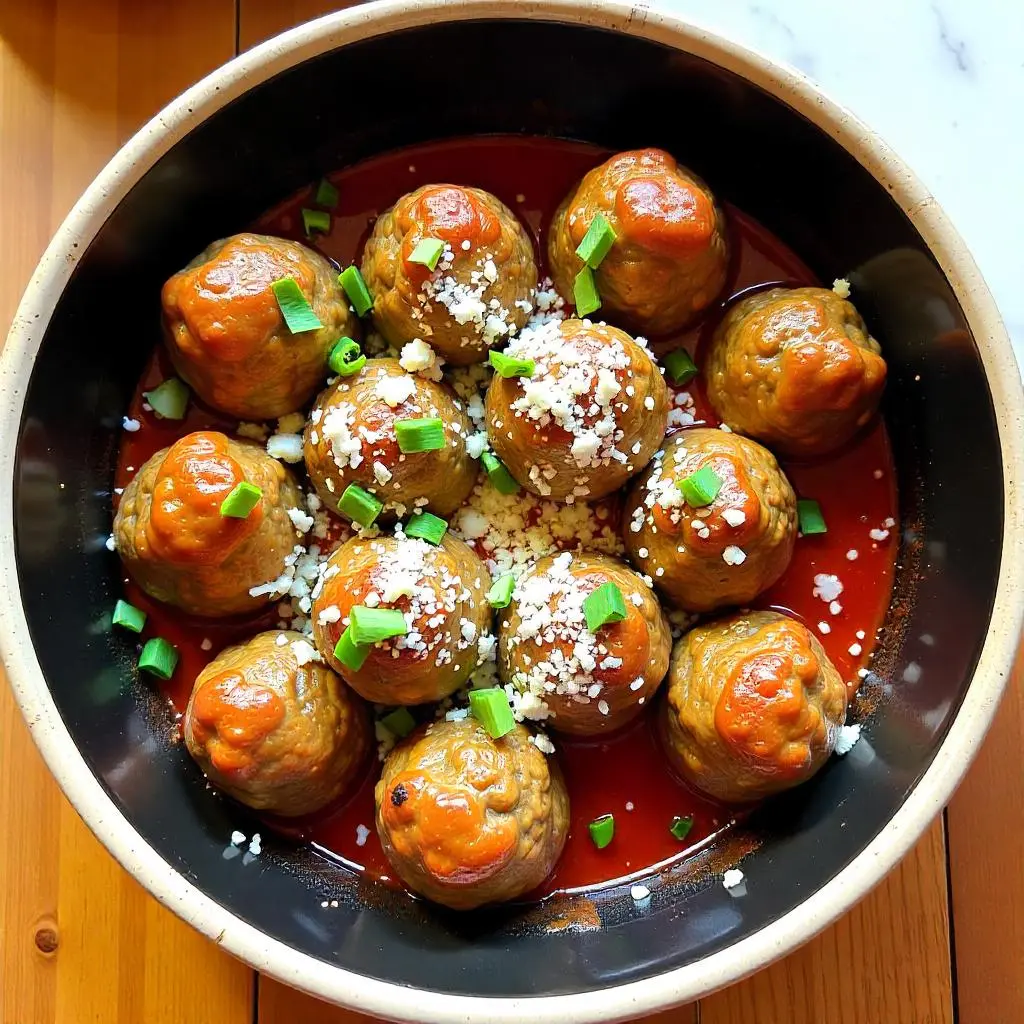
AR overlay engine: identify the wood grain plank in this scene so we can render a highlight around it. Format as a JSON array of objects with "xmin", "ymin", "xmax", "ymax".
[
  {"xmin": 239, "ymin": 0, "xmax": 360, "ymax": 50},
  {"xmin": 0, "ymin": 2, "xmax": 253, "ymax": 1022},
  {"xmin": 700, "ymin": 818, "xmax": 954, "ymax": 1024},
  {"xmin": 947, "ymin": 650, "xmax": 1024, "ymax": 1024}
]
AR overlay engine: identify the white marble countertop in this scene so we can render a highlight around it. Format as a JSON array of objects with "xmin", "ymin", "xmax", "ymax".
[{"xmin": 660, "ymin": 0, "xmax": 1024, "ymax": 366}]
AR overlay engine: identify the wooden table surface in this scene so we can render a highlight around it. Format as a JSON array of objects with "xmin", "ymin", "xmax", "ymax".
[{"xmin": 1, "ymin": 3, "xmax": 1021, "ymax": 1022}]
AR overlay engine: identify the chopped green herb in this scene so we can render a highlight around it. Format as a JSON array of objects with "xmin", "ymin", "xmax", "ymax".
[
  {"xmin": 407, "ymin": 237, "xmax": 445, "ymax": 271},
  {"xmin": 349, "ymin": 606, "xmax": 408, "ymax": 646},
  {"xmin": 405, "ymin": 511, "xmax": 447, "ymax": 545},
  {"xmin": 333, "ymin": 627, "xmax": 369, "ymax": 671},
  {"xmin": 481, "ymin": 452, "xmax": 520, "ymax": 495},
  {"xmin": 112, "ymin": 599, "xmax": 146, "ymax": 634},
  {"xmin": 486, "ymin": 574, "xmax": 515, "ymax": 609},
  {"xmin": 582, "ymin": 582, "xmax": 627, "ymax": 632},
  {"xmin": 574, "ymin": 266, "xmax": 601, "ymax": 317},
  {"xmin": 380, "ymin": 707, "xmax": 416, "ymax": 739},
  {"xmin": 301, "ymin": 208, "xmax": 331, "ymax": 237},
  {"xmin": 314, "ymin": 178, "xmax": 339, "ymax": 208},
  {"xmin": 138, "ymin": 637, "xmax": 178, "ymax": 680},
  {"xmin": 679, "ymin": 465, "xmax": 723, "ymax": 507},
  {"xmin": 575, "ymin": 213, "xmax": 617, "ymax": 268},
  {"xmin": 469, "ymin": 687, "xmax": 516, "ymax": 739},
  {"xmin": 488, "ymin": 349, "xmax": 535, "ymax": 378},
  {"xmin": 663, "ymin": 348, "xmax": 699, "ymax": 385},
  {"xmin": 588, "ymin": 813, "xmax": 615, "ymax": 849},
  {"xmin": 339, "ymin": 265, "xmax": 373, "ymax": 317},
  {"xmin": 798, "ymin": 498, "xmax": 828, "ymax": 535},
  {"xmin": 143, "ymin": 377, "xmax": 189, "ymax": 420},
  {"xmin": 219, "ymin": 482, "xmax": 262, "ymax": 518},
  {"xmin": 328, "ymin": 337, "xmax": 365, "ymax": 377},
  {"xmin": 395, "ymin": 417, "xmax": 445, "ymax": 453},
  {"xmin": 271, "ymin": 277, "xmax": 323, "ymax": 333},
  {"xmin": 670, "ymin": 815, "xmax": 694, "ymax": 841},
  {"xmin": 337, "ymin": 484, "xmax": 383, "ymax": 527}
]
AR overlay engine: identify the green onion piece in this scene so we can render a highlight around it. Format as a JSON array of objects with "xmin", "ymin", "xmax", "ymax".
[
  {"xmin": 380, "ymin": 707, "xmax": 416, "ymax": 739},
  {"xmin": 670, "ymin": 815, "xmax": 694, "ymax": 841},
  {"xmin": 302, "ymin": 208, "xmax": 332, "ymax": 238},
  {"xmin": 679, "ymin": 466, "xmax": 723, "ymax": 507},
  {"xmin": 112, "ymin": 599, "xmax": 146, "ymax": 634},
  {"xmin": 349, "ymin": 606, "xmax": 408, "ymax": 646},
  {"xmin": 395, "ymin": 417, "xmax": 445, "ymax": 454},
  {"xmin": 339, "ymin": 265, "xmax": 373, "ymax": 317},
  {"xmin": 138, "ymin": 637, "xmax": 178, "ymax": 680},
  {"xmin": 337, "ymin": 484, "xmax": 383, "ymax": 527},
  {"xmin": 271, "ymin": 277, "xmax": 323, "ymax": 333},
  {"xmin": 314, "ymin": 178, "xmax": 339, "ymax": 208},
  {"xmin": 582, "ymin": 581, "xmax": 627, "ymax": 632},
  {"xmin": 588, "ymin": 813, "xmax": 615, "ymax": 849},
  {"xmin": 407, "ymin": 237, "xmax": 445, "ymax": 271},
  {"xmin": 486, "ymin": 574, "xmax": 515, "ymax": 609},
  {"xmin": 143, "ymin": 378, "xmax": 189, "ymax": 420},
  {"xmin": 219, "ymin": 481, "xmax": 262, "ymax": 518},
  {"xmin": 333, "ymin": 626, "xmax": 369, "ymax": 671},
  {"xmin": 663, "ymin": 348, "xmax": 699, "ymax": 385},
  {"xmin": 574, "ymin": 266, "xmax": 601, "ymax": 317},
  {"xmin": 575, "ymin": 213, "xmax": 617, "ymax": 269},
  {"xmin": 405, "ymin": 511, "xmax": 447, "ymax": 545},
  {"xmin": 481, "ymin": 452, "xmax": 520, "ymax": 495},
  {"xmin": 328, "ymin": 337, "xmax": 365, "ymax": 377},
  {"xmin": 468, "ymin": 687, "xmax": 516, "ymax": 739},
  {"xmin": 798, "ymin": 498, "xmax": 828, "ymax": 535},
  {"xmin": 488, "ymin": 349, "xmax": 535, "ymax": 378}
]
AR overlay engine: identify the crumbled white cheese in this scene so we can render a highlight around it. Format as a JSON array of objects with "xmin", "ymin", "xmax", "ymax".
[
  {"xmin": 530, "ymin": 731, "xmax": 556, "ymax": 755},
  {"xmin": 630, "ymin": 884, "xmax": 651, "ymax": 902},
  {"xmin": 812, "ymin": 573, "xmax": 843, "ymax": 603},
  {"xmin": 846, "ymin": 549, "xmax": 859, "ymax": 561},
  {"xmin": 122, "ymin": 416, "xmax": 140, "ymax": 432},
  {"xmin": 290, "ymin": 639, "xmax": 322, "ymax": 666},
  {"xmin": 230, "ymin": 831, "xmax": 246, "ymax": 846},
  {"xmin": 399, "ymin": 338, "xmax": 444, "ymax": 381},
  {"xmin": 722, "ymin": 508, "xmax": 746, "ymax": 527},
  {"xmin": 722, "ymin": 868, "xmax": 745, "ymax": 890},
  {"xmin": 848, "ymin": 642, "xmax": 863, "ymax": 656},
  {"xmin": 375, "ymin": 373, "xmax": 417, "ymax": 408},
  {"xmin": 287, "ymin": 507, "xmax": 314, "ymax": 534},
  {"xmin": 266, "ymin": 433, "xmax": 304, "ymax": 463},
  {"xmin": 835, "ymin": 723, "xmax": 862, "ymax": 755},
  {"xmin": 466, "ymin": 431, "xmax": 488, "ymax": 459},
  {"xmin": 722, "ymin": 545, "xmax": 747, "ymax": 566},
  {"xmin": 105, "ymin": 534, "xmax": 116, "ymax": 552},
  {"xmin": 832, "ymin": 277, "xmax": 852, "ymax": 298}
]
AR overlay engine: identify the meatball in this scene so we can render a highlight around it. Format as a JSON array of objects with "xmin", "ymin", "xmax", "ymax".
[
  {"xmin": 660, "ymin": 611, "xmax": 848, "ymax": 802},
  {"xmin": 623, "ymin": 428, "xmax": 796, "ymax": 613},
  {"xmin": 485, "ymin": 318, "xmax": 668, "ymax": 502},
  {"xmin": 706, "ymin": 286, "xmax": 887, "ymax": 458},
  {"xmin": 184, "ymin": 630, "xmax": 371, "ymax": 816},
  {"xmin": 311, "ymin": 531, "xmax": 492, "ymax": 705},
  {"xmin": 113, "ymin": 431, "xmax": 303, "ymax": 617},
  {"xmin": 498, "ymin": 551, "xmax": 671, "ymax": 736},
  {"xmin": 161, "ymin": 233, "xmax": 358, "ymax": 420},
  {"xmin": 304, "ymin": 358, "xmax": 478, "ymax": 521},
  {"xmin": 375, "ymin": 719, "xmax": 568, "ymax": 909},
  {"xmin": 548, "ymin": 149, "xmax": 729, "ymax": 336},
  {"xmin": 360, "ymin": 184, "xmax": 537, "ymax": 365}
]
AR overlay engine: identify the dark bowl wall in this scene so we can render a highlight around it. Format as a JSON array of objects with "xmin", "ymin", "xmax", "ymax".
[{"xmin": 13, "ymin": 20, "xmax": 1000, "ymax": 997}]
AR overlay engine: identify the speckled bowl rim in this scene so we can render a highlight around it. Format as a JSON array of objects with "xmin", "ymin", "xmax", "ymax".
[{"xmin": 1, "ymin": 1, "xmax": 1021, "ymax": 1019}]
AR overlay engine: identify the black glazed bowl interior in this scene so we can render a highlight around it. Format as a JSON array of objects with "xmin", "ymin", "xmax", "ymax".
[{"xmin": 4, "ymin": 4, "xmax": 1022, "ymax": 1019}]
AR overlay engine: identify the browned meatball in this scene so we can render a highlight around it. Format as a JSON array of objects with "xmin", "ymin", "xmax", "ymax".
[
  {"xmin": 485, "ymin": 318, "xmax": 668, "ymax": 502},
  {"xmin": 498, "ymin": 551, "xmax": 671, "ymax": 736},
  {"xmin": 660, "ymin": 611, "xmax": 848, "ymax": 802},
  {"xmin": 361, "ymin": 185, "xmax": 537, "ymax": 365},
  {"xmin": 548, "ymin": 149, "xmax": 729, "ymax": 335},
  {"xmin": 375, "ymin": 719, "xmax": 568, "ymax": 909},
  {"xmin": 113, "ymin": 431, "xmax": 304, "ymax": 617},
  {"xmin": 623, "ymin": 428, "xmax": 796, "ymax": 613},
  {"xmin": 706, "ymin": 286, "xmax": 887, "ymax": 458},
  {"xmin": 304, "ymin": 358, "xmax": 478, "ymax": 521},
  {"xmin": 161, "ymin": 233, "xmax": 358, "ymax": 420},
  {"xmin": 184, "ymin": 630, "xmax": 371, "ymax": 816},
  {"xmin": 311, "ymin": 531, "xmax": 493, "ymax": 705}
]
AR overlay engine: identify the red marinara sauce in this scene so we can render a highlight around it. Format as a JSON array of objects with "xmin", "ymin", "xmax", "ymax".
[{"xmin": 115, "ymin": 137, "xmax": 897, "ymax": 898}]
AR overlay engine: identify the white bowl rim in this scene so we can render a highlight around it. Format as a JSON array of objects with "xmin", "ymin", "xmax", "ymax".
[{"xmin": 1, "ymin": 1, "xmax": 1022, "ymax": 1019}]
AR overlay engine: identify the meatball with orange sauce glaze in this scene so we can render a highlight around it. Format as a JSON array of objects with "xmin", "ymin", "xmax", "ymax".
[
  {"xmin": 485, "ymin": 318, "xmax": 668, "ymax": 502},
  {"xmin": 161, "ymin": 233, "xmax": 358, "ymax": 420},
  {"xmin": 304, "ymin": 358, "xmax": 477, "ymax": 521},
  {"xmin": 660, "ymin": 611, "xmax": 848, "ymax": 803},
  {"xmin": 548, "ymin": 149, "xmax": 729, "ymax": 335},
  {"xmin": 623, "ymin": 428, "xmax": 797, "ymax": 613},
  {"xmin": 361, "ymin": 184, "xmax": 537, "ymax": 364},
  {"xmin": 706, "ymin": 286, "xmax": 887, "ymax": 458},
  {"xmin": 375, "ymin": 718, "xmax": 569, "ymax": 909},
  {"xmin": 311, "ymin": 531, "xmax": 493, "ymax": 706},
  {"xmin": 498, "ymin": 551, "xmax": 671, "ymax": 736},
  {"xmin": 112, "ymin": 431, "xmax": 304, "ymax": 617},
  {"xmin": 184, "ymin": 630, "xmax": 371, "ymax": 816}
]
